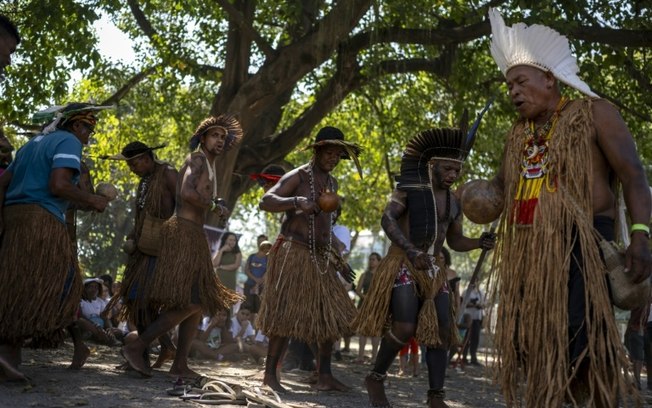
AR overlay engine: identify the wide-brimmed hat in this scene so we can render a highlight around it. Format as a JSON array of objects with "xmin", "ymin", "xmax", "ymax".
[
  {"xmin": 304, "ymin": 126, "xmax": 363, "ymax": 178},
  {"xmin": 488, "ymin": 9, "xmax": 597, "ymax": 98},
  {"xmin": 107, "ymin": 141, "xmax": 167, "ymax": 160}
]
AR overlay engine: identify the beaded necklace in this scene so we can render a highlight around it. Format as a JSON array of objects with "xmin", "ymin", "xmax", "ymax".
[
  {"xmin": 426, "ymin": 163, "xmax": 443, "ymax": 278},
  {"xmin": 308, "ymin": 163, "xmax": 334, "ymax": 275},
  {"xmin": 514, "ymin": 96, "xmax": 568, "ymax": 225},
  {"xmin": 137, "ymin": 174, "xmax": 152, "ymax": 210},
  {"xmin": 205, "ymin": 155, "xmax": 218, "ymax": 199}
]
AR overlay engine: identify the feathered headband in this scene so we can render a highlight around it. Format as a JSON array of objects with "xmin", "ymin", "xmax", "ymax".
[
  {"xmin": 396, "ymin": 99, "xmax": 493, "ymax": 189},
  {"xmin": 190, "ymin": 114, "xmax": 243, "ymax": 151},
  {"xmin": 488, "ymin": 8, "xmax": 597, "ymax": 98},
  {"xmin": 33, "ymin": 103, "xmax": 113, "ymax": 135}
]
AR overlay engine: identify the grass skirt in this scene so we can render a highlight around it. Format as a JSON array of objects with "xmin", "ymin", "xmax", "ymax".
[
  {"xmin": 256, "ymin": 237, "xmax": 356, "ymax": 343},
  {"xmin": 146, "ymin": 216, "xmax": 241, "ymax": 315},
  {"xmin": 114, "ymin": 250, "xmax": 156, "ymax": 326},
  {"xmin": 352, "ymin": 245, "xmax": 454, "ymax": 347},
  {"xmin": 488, "ymin": 98, "xmax": 634, "ymax": 407},
  {"xmin": 0, "ymin": 205, "xmax": 82, "ymax": 346}
]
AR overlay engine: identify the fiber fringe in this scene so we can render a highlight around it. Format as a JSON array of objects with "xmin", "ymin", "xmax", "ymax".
[
  {"xmin": 487, "ymin": 99, "xmax": 636, "ymax": 407},
  {"xmin": 257, "ymin": 237, "xmax": 356, "ymax": 343},
  {"xmin": 146, "ymin": 216, "xmax": 241, "ymax": 315},
  {"xmin": 0, "ymin": 205, "xmax": 82, "ymax": 346},
  {"xmin": 116, "ymin": 163, "xmax": 172, "ymax": 326},
  {"xmin": 352, "ymin": 245, "xmax": 454, "ymax": 347}
]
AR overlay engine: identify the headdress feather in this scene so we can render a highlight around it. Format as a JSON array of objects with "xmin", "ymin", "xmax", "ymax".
[{"xmin": 488, "ymin": 8, "xmax": 597, "ymax": 97}]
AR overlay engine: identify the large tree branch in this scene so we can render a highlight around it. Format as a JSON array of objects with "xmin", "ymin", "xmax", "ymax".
[
  {"xmin": 348, "ymin": 22, "xmax": 652, "ymax": 55},
  {"xmin": 126, "ymin": 0, "xmax": 223, "ymax": 81},
  {"xmin": 228, "ymin": 0, "xmax": 373, "ymax": 125},
  {"xmin": 101, "ymin": 65, "xmax": 159, "ymax": 106},
  {"xmin": 623, "ymin": 52, "xmax": 652, "ymax": 94},
  {"xmin": 237, "ymin": 49, "xmax": 454, "ymax": 172},
  {"xmin": 215, "ymin": 0, "xmax": 275, "ymax": 58}
]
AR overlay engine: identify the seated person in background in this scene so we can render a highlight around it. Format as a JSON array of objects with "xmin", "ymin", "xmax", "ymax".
[
  {"xmin": 77, "ymin": 278, "xmax": 123, "ymax": 346},
  {"xmin": 190, "ymin": 310, "xmax": 239, "ymax": 361},
  {"xmin": 231, "ymin": 303, "xmax": 267, "ymax": 363}
]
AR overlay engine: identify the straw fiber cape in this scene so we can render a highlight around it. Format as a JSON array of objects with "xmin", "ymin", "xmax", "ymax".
[
  {"xmin": 489, "ymin": 98, "xmax": 634, "ymax": 407},
  {"xmin": 257, "ymin": 237, "xmax": 356, "ymax": 343}
]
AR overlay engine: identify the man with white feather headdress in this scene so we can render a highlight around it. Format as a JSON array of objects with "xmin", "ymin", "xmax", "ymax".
[
  {"xmin": 481, "ymin": 9, "xmax": 651, "ymax": 407},
  {"xmin": 353, "ymin": 109, "xmax": 495, "ymax": 408}
]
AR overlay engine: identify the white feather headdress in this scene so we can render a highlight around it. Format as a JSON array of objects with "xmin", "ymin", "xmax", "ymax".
[{"xmin": 488, "ymin": 9, "xmax": 597, "ymax": 98}]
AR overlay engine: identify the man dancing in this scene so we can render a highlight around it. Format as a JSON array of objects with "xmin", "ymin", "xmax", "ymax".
[
  {"xmin": 257, "ymin": 126, "xmax": 361, "ymax": 392},
  {"xmin": 0, "ymin": 103, "xmax": 110, "ymax": 380},
  {"xmin": 121, "ymin": 115, "xmax": 242, "ymax": 378},
  {"xmin": 354, "ymin": 117, "xmax": 494, "ymax": 408},
  {"xmin": 107, "ymin": 141, "xmax": 178, "ymax": 368}
]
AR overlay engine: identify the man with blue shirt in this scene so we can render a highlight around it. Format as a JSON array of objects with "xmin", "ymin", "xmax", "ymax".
[{"xmin": 0, "ymin": 103, "xmax": 109, "ymax": 381}]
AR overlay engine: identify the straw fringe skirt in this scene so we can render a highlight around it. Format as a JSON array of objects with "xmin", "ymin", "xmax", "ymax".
[
  {"xmin": 488, "ymin": 98, "xmax": 634, "ymax": 407},
  {"xmin": 256, "ymin": 237, "xmax": 356, "ymax": 343},
  {"xmin": 114, "ymin": 250, "xmax": 156, "ymax": 326},
  {"xmin": 146, "ymin": 216, "xmax": 241, "ymax": 315},
  {"xmin": 0, "ymin": 204, "xmax": 82, "ymax": 346},
  {"xmin": 352, "ymin": 245, "xmax": 454, "ymax": 347}
]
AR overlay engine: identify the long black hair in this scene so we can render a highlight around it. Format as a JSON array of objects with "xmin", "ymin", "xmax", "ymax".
[{"xmin": 219, "ymin": 232, "xmax": 241, "ymax": 254}]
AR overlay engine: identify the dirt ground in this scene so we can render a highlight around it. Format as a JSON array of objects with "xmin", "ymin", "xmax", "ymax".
[
  {"xmin": 0, "ymin": 340, "xmax": 508, "ymax": 408},
  {"xmin": 3, "ymin": 340, "xmax": 651, "ymax": 408}
]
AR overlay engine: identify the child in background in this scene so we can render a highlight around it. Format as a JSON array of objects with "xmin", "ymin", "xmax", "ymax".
[
  {"xmin": 398, "ymin": 337, "xmax": 419, "ymax": 377},
  {"xmin": 190, "ymin": 310, "xmax": 239, "ymax": 361},
  {"xmin": 231, "ymin": 303, "xmax": 267, "ymax": 363}
]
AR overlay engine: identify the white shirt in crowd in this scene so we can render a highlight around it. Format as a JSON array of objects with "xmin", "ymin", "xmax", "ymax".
[
  {"xmin": 462, "ymin": 287, "xmax": 484, "ymax": 321},
  {"xmin": 230, "ymin": 316, "xmax": 255, "ymax": 339},
  {"xmin": 79, "ymin": 297, "xmax": 107, "ymax": 320}
]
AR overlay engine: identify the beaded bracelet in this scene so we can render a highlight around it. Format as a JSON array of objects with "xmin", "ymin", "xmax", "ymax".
[{"xmin": 631, "ymin": 223, "xmax": 650, "ymax": 238}]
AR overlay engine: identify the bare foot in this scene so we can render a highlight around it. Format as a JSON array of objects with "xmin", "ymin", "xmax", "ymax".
[
  {"xmin": 262, "ymin": 373, "xmax": 288, "ymax": 394},
  {"xmin": 314, "ymin": 373, "xmax": 350, "ymax": 391},
  {"xmin": 69, "ymin": 344, "xmax": 90, "ymax": 370},
  {"xmin": 365, "ymin": 373, "xmax": 391, "ymax": 407},
  {"xmin": 121, "ymin": 339, "xmax": 151, "ymax": 378},
  {"xmin": 168, "ymin": 365, "xmax": 201, "ymax": 379},
  {"xmin": 300, "ymin": 371, "xmax": 318, "ymax": 384},
  {"xmin": 0, "ymin": 356, "xmax": 26, "ymax": 382},
  {"xmin": 151, "ymin": 348, "xmax": 175, "ymax": 369}
]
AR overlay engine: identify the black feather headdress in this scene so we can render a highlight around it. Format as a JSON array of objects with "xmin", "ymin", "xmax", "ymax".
[{"xmin": 396, "ymin": 99, "xmax": 493, "ymax": 189}]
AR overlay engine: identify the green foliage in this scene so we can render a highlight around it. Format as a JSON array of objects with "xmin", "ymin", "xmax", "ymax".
[{"xmin": 2, "ymin": 0, "xmax": 651, "ymax": 276}]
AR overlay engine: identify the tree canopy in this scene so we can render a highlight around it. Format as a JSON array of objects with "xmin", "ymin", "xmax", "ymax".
[{"xmin": 1, "ymin": 0, "xmax": 651, "ymax": 275}]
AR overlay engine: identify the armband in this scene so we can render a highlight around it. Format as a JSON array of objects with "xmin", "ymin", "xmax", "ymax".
[
  {"xmin": 630, "ymin": 223, "xmax": 650, "ymax": 238},
  {"xmin": 293, "ymin": 196, "xmax": 298, "ymax": 209}
]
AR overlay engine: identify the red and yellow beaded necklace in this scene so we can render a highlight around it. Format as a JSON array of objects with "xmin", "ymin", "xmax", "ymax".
[{"xmin": 513, "ymin": 96, "xmax": 569, "ymax": 225}]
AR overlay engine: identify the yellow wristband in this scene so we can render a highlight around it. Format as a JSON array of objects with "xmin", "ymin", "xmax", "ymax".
[{"xmin": 630, "ymin": 223, "xmax": 650, "ymax": 238}]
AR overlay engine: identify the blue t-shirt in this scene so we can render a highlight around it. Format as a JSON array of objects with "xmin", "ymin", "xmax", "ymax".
[
  {"xmin": 5, "ymin": 130, "xmax": 82, "ymax": 223},
  {"xmin": 245, "ymin": 253, "xmax": 267, "ymax": 286}
]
